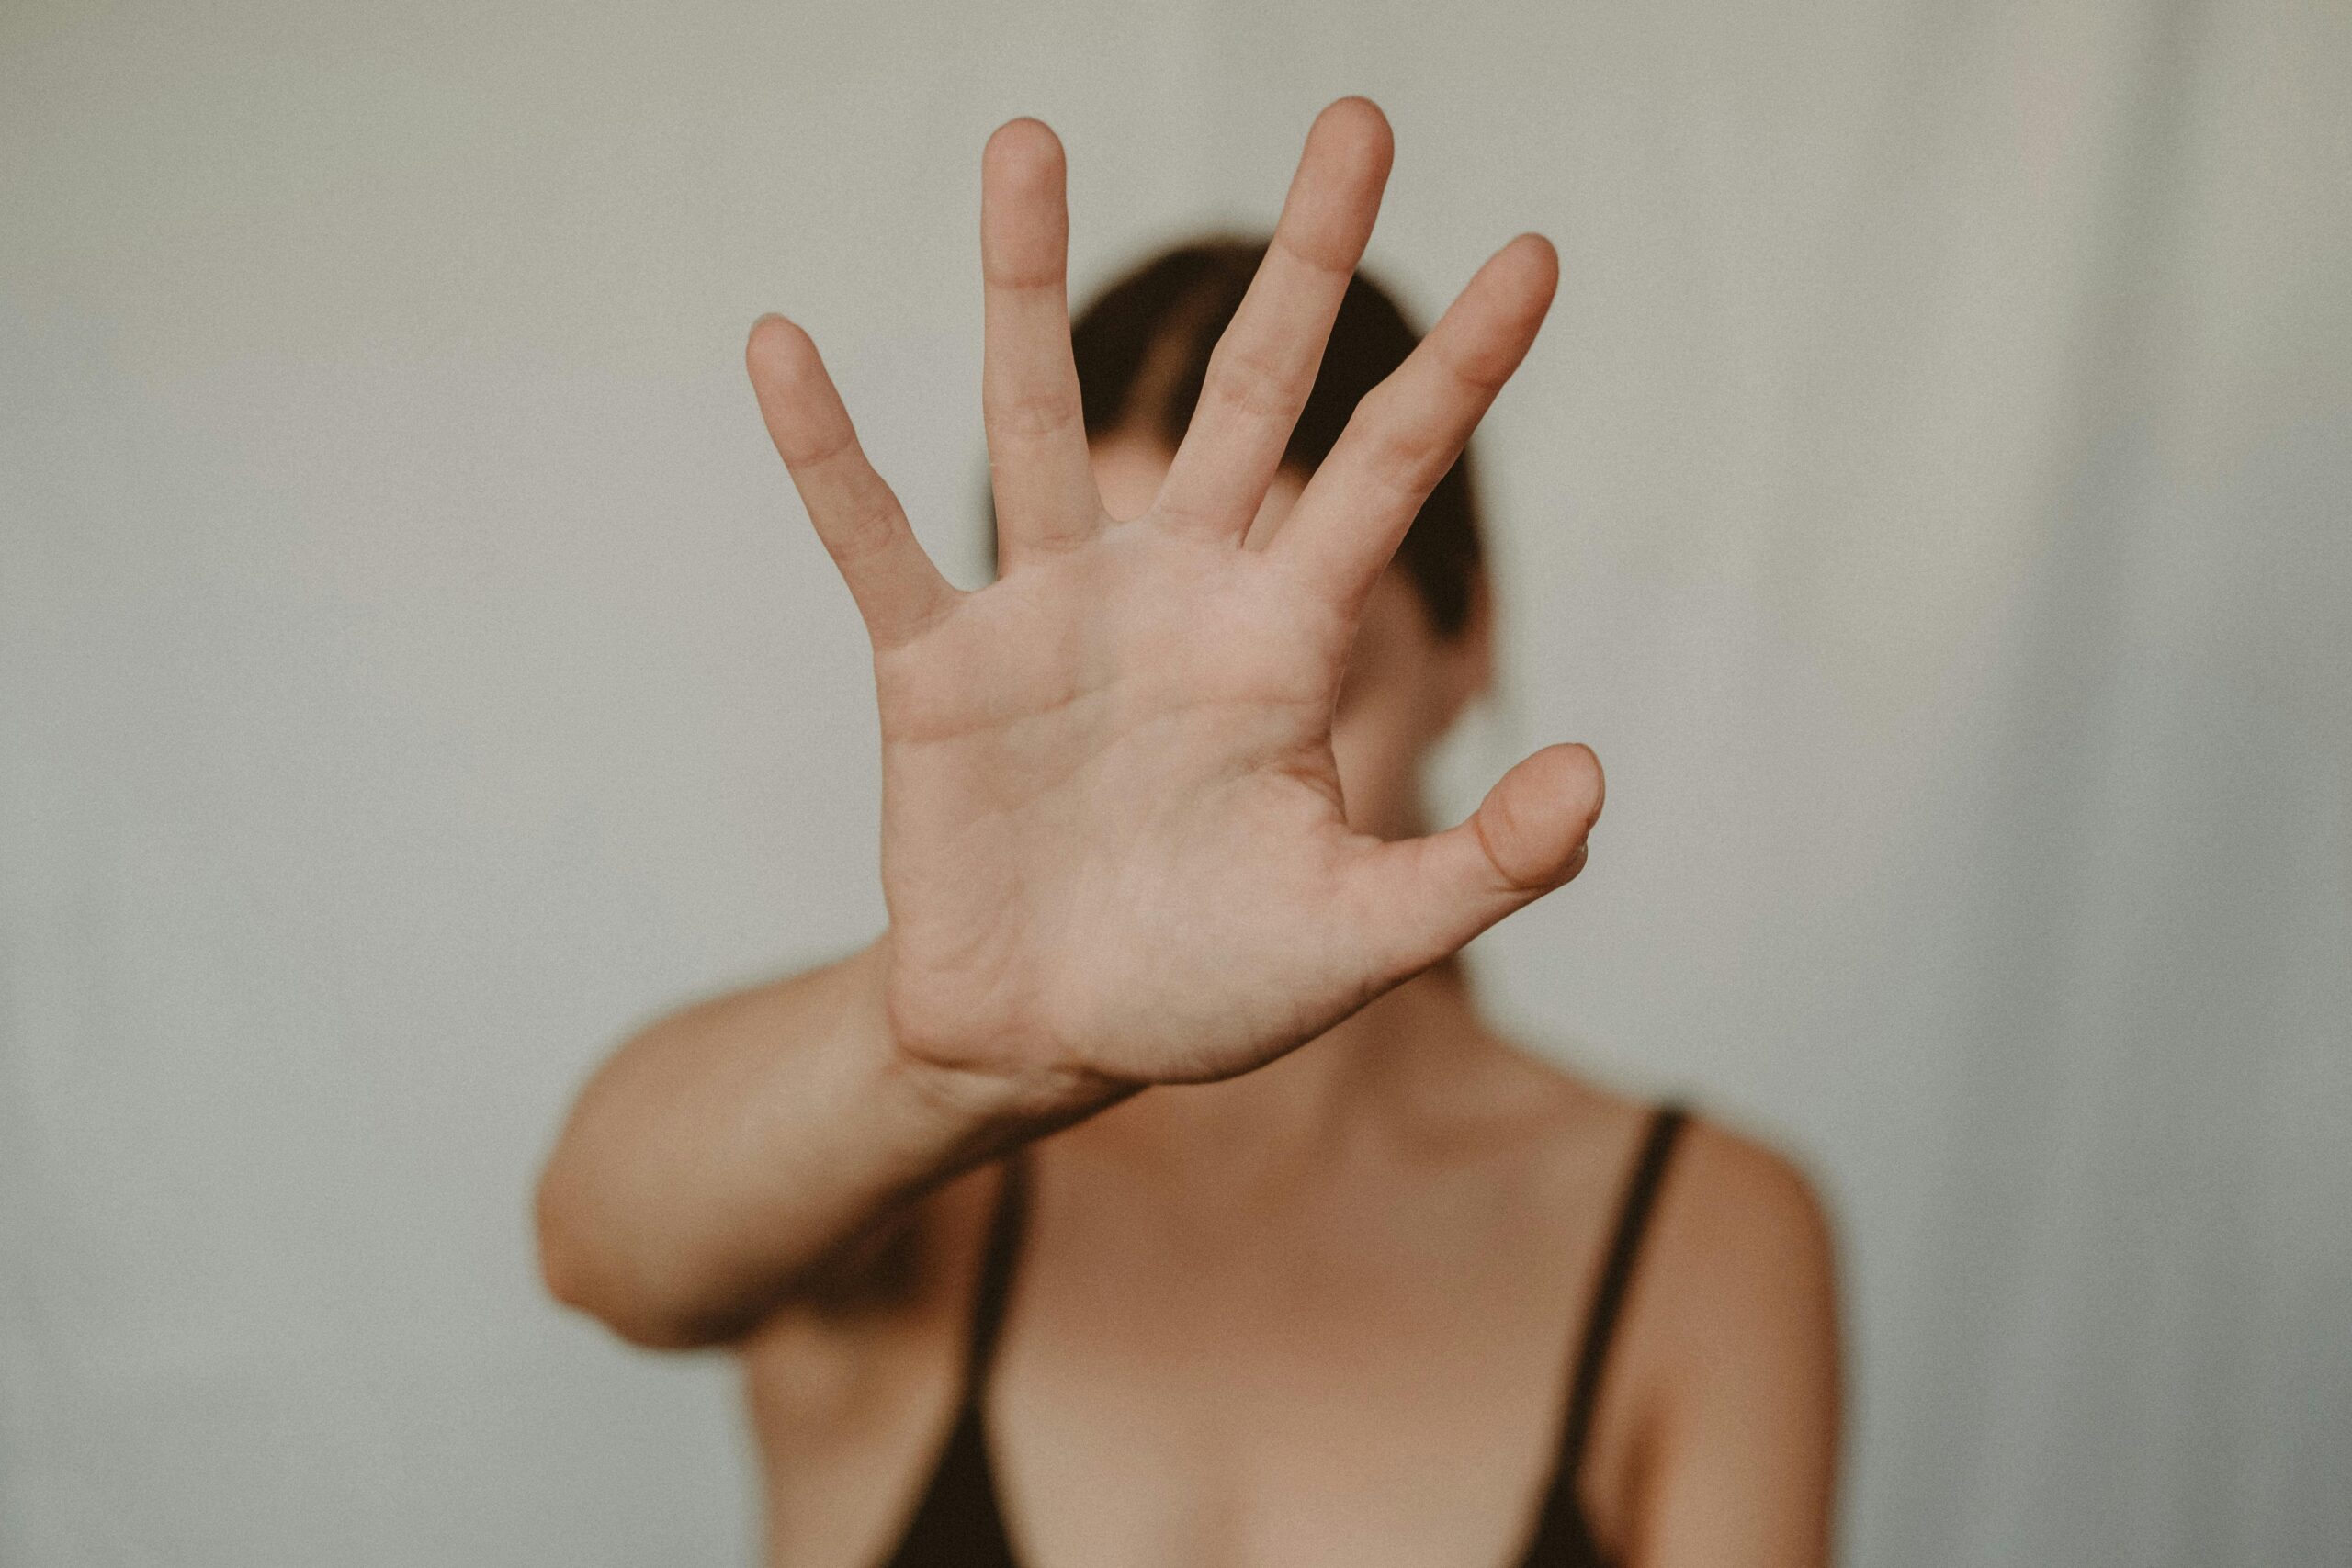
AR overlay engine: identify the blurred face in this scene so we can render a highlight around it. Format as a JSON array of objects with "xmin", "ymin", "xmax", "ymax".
[{"xmin": 1091, "ymin": 434, "xmax": 1491, "ymax": 842}]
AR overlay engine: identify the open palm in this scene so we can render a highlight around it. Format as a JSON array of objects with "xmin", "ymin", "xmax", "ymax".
[{"xmin": 746, "ymin": 99, "xmax": 1601, "ymax": 1097}]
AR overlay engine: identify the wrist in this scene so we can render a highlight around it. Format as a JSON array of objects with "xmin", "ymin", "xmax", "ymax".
[{"xmin": 847, "ymin": 938, "xmax": 1131, "ymax": 1144}]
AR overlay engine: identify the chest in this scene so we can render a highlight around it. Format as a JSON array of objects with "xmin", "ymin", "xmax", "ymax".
[
  {"xmin": 750, "ymin": 1168, "xmax": 1636, "ymax": 1568},
  {"xmin": 985, "ymin": 1228, "xmax": 1592, "ymax": 1568}
]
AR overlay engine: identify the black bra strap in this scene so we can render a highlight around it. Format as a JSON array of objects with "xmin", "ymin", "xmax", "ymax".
[
  {"xmin": 963, "ymin": 1154, "xmax": 1032, "ymax": 1392},
  {"xmin": 1555, "ymin": 1103, "xmax": 1688, "ymax": 1483}
]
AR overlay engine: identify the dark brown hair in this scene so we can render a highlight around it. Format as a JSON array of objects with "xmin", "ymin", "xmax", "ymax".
[{"xmin": 992, "ymin": 238, "xmax": 1485, "ymax": 638}]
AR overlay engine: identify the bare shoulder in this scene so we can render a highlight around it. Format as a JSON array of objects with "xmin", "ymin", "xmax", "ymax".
[
  {"xmin": 1623, "ymin": 1111, "xmax": 1843, "ymax": 1566},
  {"xmin": 1442, "ymin": 1034, "xmax": 1843, "ymax": 1562},
  {"xmin": 1422, "ymin": 1028, "xmax": 1835, "ymax": 1266},
  {"xmin": 1432, "ymin": 1039, "xmax": 1838, "ymax": 1317},
  {"xmin": 1653, "ymin": 1114, "xmax": 1838, "ymax": 1305},
  {"xmin": 1623, "ymin": 1109, "xmax": 1841, "ymax": 1415}
]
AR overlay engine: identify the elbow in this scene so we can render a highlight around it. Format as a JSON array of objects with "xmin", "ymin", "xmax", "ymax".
[
  {"xmin": 533, "ymin": 1158, "xmax": 734, "ymax": 1352},
  {"xmin": 531, "ymin": 1166, "xmax": 611, "ymax": 1324}
]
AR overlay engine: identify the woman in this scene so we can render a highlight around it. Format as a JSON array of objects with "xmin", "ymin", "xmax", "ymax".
[{"xmin": 536, "ymin": 98, "xmax": 1840, "ymax": 1568}]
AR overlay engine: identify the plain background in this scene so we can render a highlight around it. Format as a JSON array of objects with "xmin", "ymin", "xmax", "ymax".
[{"xmin": 3, "ymin": 0, "xmax": 2347, "ymax": 1562}]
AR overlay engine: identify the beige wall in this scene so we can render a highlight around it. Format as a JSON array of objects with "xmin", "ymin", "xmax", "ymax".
[{"xmin": 4, "ymin": 1, "xmax": 2346, "ymax": 1562}]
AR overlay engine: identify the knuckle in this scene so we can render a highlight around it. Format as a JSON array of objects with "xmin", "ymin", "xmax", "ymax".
[
  {"xmin": 1269, "ymin": 226, "xmax": 1357, "ymax": 284},
  {"xmin": 1357, "ymin": 416, "xmax": 1447, "ymax": 502},
  {"xmin": 984, "ymin": 383, "xmax": 1084, "ymax": 444},
  {"xmin": 1205, "ymin": 343, "xmax": 1304, "ymax": 426},
  {"xmin": 831, "ymin": 497, "xmax": 905, "ymax": 561},
  {"xmin": 781, "ymin": 416, "xmax": 857, "ymax": 472},
  {"xmin": 1434, "ymin": 333, "xmax": 1513, "ymax": 396}
]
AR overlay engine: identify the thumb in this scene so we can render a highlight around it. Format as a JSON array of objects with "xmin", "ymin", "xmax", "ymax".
[{"xmin": 1348, "ymin": 742, "xmax": 1604, "ymax": 978}]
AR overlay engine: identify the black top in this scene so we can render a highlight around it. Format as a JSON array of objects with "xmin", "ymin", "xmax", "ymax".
[{"xmin": 885, "ymin": 1103, "xmax": 1690, "ymax": 1568}]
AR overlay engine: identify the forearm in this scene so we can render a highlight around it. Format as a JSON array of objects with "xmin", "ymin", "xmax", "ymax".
[{"xmin": 533, "ymin": 939, "xmax": 1115, "ymax": 1348}]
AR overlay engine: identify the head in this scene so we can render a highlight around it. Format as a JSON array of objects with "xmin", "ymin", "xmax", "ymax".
[{"xmin": 999, "ymin": 238, "xmax": 1496, "ymax": 841}]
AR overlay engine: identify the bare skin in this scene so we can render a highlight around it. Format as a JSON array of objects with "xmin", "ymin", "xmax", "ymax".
[{"xmin": 537, "ymin": 99, "xmax": 1839, "ymax": 1568}]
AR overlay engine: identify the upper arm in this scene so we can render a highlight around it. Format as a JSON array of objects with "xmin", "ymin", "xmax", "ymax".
[{"xmin": 1628, "ymin": 1121, "xmax": 1843, "ymax": 1568}]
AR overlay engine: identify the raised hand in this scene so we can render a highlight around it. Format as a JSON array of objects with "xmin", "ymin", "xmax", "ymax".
[{"xmin": 745, "ymin": 98, "xmax": 1600, "ymax": 1106}]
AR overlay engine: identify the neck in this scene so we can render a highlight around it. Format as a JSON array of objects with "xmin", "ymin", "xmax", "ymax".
[{"xmin": 1070, "ymin": 960, "xmax": 1494, "ymax": 1185}]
